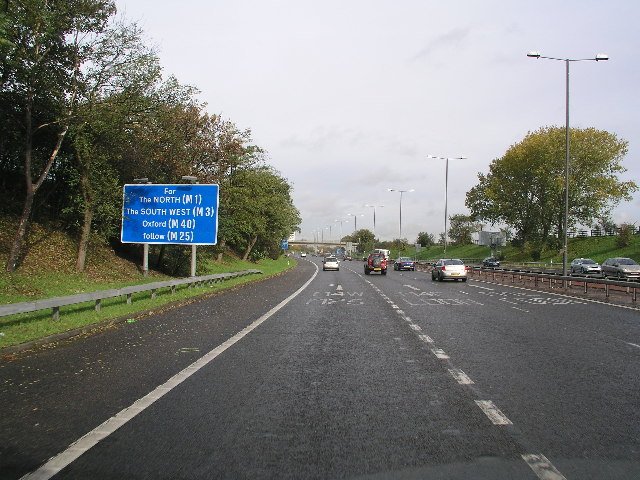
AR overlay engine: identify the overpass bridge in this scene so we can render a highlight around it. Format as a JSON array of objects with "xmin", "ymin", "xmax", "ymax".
[{"xmin": 288, "ymin": 240, "xmax": 358, "ymax": 252}]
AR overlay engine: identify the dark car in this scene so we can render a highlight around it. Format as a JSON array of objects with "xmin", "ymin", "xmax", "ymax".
[
  {"xmin": 601, "ymin": 257, "xmax": 640, "ymax": 279},
  {"xmin": 482, "ymin": 257, "xmax": 500, "ymax": 268},
  {"xmin": 393, "ymin": 257, "xmax": 415, "ymax": 271},
  {"xmin": 364, "ymin": 253, "xmax": 387, "ymax": 275}
]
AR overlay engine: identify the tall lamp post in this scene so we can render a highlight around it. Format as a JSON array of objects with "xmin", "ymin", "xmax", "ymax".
[
  {"xmin": 426, "ymin": 155, "xmax": 466, "ymax": 256},
  {"xmin": 335, "ymin": 219, "xmax": 348, "ymax": 240},
  {"xmin": 347, "ymin": 213, "xmax": 363, "ymax": 232},
  {"xmin": 387, "ymin": 189, "xmax": 414, "ymax": 242},
  {"xmin": 527, "ymin": 51, "xmax": 608, "ymax": 277},
  {"xmin": 364, "ymin": 204, "xmax": 384, "ymax": 239}
]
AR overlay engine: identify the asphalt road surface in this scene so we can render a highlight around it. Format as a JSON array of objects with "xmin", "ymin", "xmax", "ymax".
[{"xmin": 1, "ymin": 257, "xmax": 639, "ymax": 479}]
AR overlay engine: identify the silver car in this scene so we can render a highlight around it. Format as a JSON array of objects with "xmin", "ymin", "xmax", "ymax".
[
  {"xmin": 570, "ymin": 258, "xmax": 601, "ymax": 274},
  {"xmin": 601, "ymin": 257, "xmax": 640, "ymax": 280},
  {"xmin": 431, "ymin": 258, "xmax": 468, "ymax": 282},
  {"xmin": 322, "ymin": 256, "xmax": 339, "ymax": 271}
]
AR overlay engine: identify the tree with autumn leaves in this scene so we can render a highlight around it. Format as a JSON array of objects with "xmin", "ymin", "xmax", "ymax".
[{"xmin": 0, "ymin": 0, "xmax": 299, "ymax": 272}]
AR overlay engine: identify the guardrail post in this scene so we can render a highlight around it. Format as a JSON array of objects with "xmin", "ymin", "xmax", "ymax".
[
  {"xmin": 52, "ymin": 306, "xmax": 59, "ymax": 321},
  {"xmin": 127, "ymin": 293, "xmax": 132, "ymax": 305},
  {"xmin": 151, "ymin": 289, "xmax": 156, "ymax": 299},
  {"xmin": 95, "ymin": 299, "xmax": 101, "ymax": 312}
]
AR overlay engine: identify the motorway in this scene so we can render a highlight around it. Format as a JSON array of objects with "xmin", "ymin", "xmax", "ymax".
[{"xmin": 1, "ymin": 257, "xmax": 639, "ymax": 479}]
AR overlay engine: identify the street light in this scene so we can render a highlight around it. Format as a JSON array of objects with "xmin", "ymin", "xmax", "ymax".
[
  {"xmin": 527, "ymin": 51, "xmax": 608, "ymax": 278},
  {"xmin": 364, "ymin": 204, "xmax": 384, "ymax": 238},
  {"xmin": 335, "ymin": 219, "xmax": 348, "ymax": 240},
  {"xmin": 387, "ymin": 189, "xmax": 414, "ymax": 241},
  {"xmin": 347, "ymin": 213, "xmax": 363, "ymax": 232},
  {"xmin": 426, "ymin": 155, "xmax": 466, "ymax": 256}
]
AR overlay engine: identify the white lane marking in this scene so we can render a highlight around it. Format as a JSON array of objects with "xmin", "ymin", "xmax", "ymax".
[
  {"xmin": 336, "ymin": 285, "xmax": 343, "ymax": 291},
  {"xmin": 521, "ymin": 453, "xmax": 568, "ymax": 480},
  {"xmin": 475, "ymin": 400, "xmax": 513, "ymax": 425},
  {"xmin": 625, "ymin": 341, "xmax": 640, "ymax": 349},
  {"xmin": 409, "ymin": 324, "xmax": 422, "ymax": 332},
  {"xmin": 431, "ymin": 348, "xmax": 449, "ymax": 359},
  {"xmin": 473, "ymin": 277, "xmax": 640, "ymax": 312},
  {"xmin": 468, "ymin": 284, "xmax": 495, "ymax": 291},
  {"xmin": 404, "ymin": 285, "xmax": 421, "ymax": 291},
  {"xmin": 21, "ymin": 264, "xmax": 320, "ymax": 480},
  {"xmin": 448, "ymin": 368, "xmax": 474, "ymax": 385},
  {"xmin": 512, "ymin": 306, "xmax": 530, "ymax": 313},
  {"xmin": 418, "ymin": 334, "xmax": 434, "ymax": 343}
]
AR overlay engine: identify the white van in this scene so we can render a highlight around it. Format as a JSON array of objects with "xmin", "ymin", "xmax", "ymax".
[{"xmin": 374, "ymin": 249, "xmax": 390, "ymax": 260}]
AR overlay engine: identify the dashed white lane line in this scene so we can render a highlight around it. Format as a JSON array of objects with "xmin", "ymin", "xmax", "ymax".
[
  {"xmin": 475, "ymin": 400, "xmax": 513, "ymax": 425},
  {"xmin": 448, "ymin": 368, "xmax": 474, "ymax": 385},
  {"xmin": 431, "ymin": 348, "xmax": 449, "ymax": 359},
  {"xmin": 367, "ymin": 274, "xmax": 568, "ymax": 480},
  {"xmin": 521, "ymin": 453, "xmax": 568, "ymax": 480},
  {"xmin": 625, "ymin": 341, "xmax": 640, "ymax": 349},
  {"xmin": 21, "ymin": 263, "xmax": 321, "ymax": 480}
]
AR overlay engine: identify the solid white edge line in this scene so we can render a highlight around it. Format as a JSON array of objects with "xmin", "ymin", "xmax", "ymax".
[
  {"xmin": 521, "ymin": 453, "xmax": 568, "ymax": 480},
  {"xmin": 21, "ymin": 263, "xmax": 319, "ymax": 480}
]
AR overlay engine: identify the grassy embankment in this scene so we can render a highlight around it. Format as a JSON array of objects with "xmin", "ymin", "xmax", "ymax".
[
  {"xmin": 397, "ymin": 234, "xmax": 640, "ymax": 265},
  {"xmin": 0, "ymin": 219, "xmax": 295, "ymax": 349}
]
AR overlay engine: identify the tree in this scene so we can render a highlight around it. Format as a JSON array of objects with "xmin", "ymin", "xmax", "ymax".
[
  {"xmin": 219, "ymin": 166, "xmax": 300, "ymax": 261},
  {"xmin": 343, "ymin": 229, "xmax": 374, "ymax": 253},
  {"xmin": 416, "ymin": 231, "xmax": 435, "ymax": 247},
  {"xmin": 465, "ymin": 126, "xmax": 637, "ymax": 250},
  {"xmin": 1, "ymin": 0, "xmax": 117, "ymax": 271},
  {"xmin": 447, "ymin": 214, "xmax": 479, "ymax": 246},
  {"xmin": 69, "ymin": 20, "xmax": 161, "ymax": 271}
]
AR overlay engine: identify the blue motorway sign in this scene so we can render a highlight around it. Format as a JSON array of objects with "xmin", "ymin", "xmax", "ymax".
[
  {"xmin": 121, "ymin": 184, "xmax": 219, "ymax": 245},
  {"xmin": 281, "ymin": 239, "xmax": 289, "ymax": 249}
]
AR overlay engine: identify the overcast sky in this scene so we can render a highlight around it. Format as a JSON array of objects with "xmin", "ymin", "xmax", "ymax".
[{"xmin": 115, "ymin": 0, "xmax": 639, "ymax": 243}]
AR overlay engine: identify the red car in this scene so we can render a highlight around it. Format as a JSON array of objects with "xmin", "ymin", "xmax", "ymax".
[{"xmin": 364, "ymin": 253, "xmax": 387, "ymax": 275}]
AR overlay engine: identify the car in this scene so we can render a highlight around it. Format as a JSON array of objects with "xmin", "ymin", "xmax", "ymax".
[
  {"xmin": 344, "ymin": 255, "xmax": 353, "ymax": 261},
  {"xmin": 570, "ymin": 258, "xmax": 601, "ymax": 274},
  {"xmin": 300, "ymin": 253, "xmax": 307, "ymax": 257},
  {"xmin": 322, "ymin": 256, "xmax": 339, "ymax": 271},
  {"xmin": 364, "ymin": 253, "xmax": 387, "ymax": 275},
  {"xmin": 431, "ymin": 258, "xmax": 468, "ymax": 282},
  {"xmin": 393, "ymin": 257, "xmax": 415, "ymax": 271},
  {"xmin": 482, "ymin": 257, "xmax": 500, "ymax": 268},
  {"xmin": 601, "ymin": 257, "xmax": 640, "ymax": 280}
]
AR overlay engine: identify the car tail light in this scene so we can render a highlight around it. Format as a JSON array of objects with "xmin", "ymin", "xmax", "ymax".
[
  {"xmin": 441, "ymin": 266, "xmax": 446, "ymax": 271},
  {"xmin": 465, "ymin": 266, "xmax": 469, "ymax": 271}
]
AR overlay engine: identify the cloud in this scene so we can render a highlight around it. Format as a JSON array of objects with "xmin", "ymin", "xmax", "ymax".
[{"xmin": 412, "ymin": 27, "xmax": 472, "ymax": 62}]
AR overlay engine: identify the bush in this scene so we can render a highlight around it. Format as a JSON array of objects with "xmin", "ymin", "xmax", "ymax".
[{"xmin": 616, "ymin": 223, "xmax": 634, "ymax": 248}]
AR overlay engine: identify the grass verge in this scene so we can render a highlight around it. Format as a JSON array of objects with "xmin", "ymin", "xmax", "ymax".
[{"xmin": 0, "ymin": 256, "xmax": 296, "ymax": 350}]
